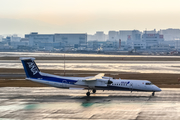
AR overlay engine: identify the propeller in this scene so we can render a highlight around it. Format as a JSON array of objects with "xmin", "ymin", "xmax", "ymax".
[{"xmin": 107, "ymin": 77, "xmax": 113, "ymax": 84}]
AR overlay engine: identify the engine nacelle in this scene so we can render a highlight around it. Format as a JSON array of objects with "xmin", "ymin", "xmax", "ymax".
[
  {"xmin": 97, "ymin": 79, "xmax": 113, "ymax": 84},
  {"xmin": 75, "ymin": 79, "xmax": 113, "ymax": 88}
]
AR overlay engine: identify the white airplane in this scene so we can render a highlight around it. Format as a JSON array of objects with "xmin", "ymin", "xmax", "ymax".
[{"xmin": 20, "ymin": 57, "xmax": 161, "ymax": 96}]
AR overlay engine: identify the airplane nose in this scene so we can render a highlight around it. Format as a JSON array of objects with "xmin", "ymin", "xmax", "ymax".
[
  {"xmin": 152, "ymin": 85, "xmax": 161, "ymax": 92},
  {"xmin": 157, "ymin": 87, "xmax": 161, "ymax": 92},
  {"xmin": 155, "ymin": 86, "xmax": 161, "ymax": 92}
]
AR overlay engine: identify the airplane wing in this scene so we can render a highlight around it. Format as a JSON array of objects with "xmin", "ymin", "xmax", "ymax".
[
  {"xmin": 94, "ymin": 73, "xmax": 105, "ymax": 78},
  {"xmin": 84, "ymin": 73, "xmax": 105, "ymax": 81}
]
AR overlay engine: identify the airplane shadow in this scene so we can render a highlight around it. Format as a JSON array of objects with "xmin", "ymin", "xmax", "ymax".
[
  {"xmin": 79, "ymin": 95, "xmax": 157, "ymax": 107},
  {"xmin": 80, "ymin": 95, "xmax": 155, "ymax": 99}
]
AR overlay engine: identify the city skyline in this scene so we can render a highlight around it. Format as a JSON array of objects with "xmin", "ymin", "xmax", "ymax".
[{"xmin": 0, "ymin": 0, "xmax": 180, "ymax": 35}]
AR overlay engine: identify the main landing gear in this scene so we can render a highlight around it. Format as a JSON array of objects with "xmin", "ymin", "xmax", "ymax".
[
  {"xmin": 86, "ymin": 89, "xmax": 96, "ymax": 96},
  {"xmin": 86, "ymin": 91, "xmax": 90, "ymax": 97},
  {"xmin": 152, "ymin": 91, "xmax": 155, "ymax": 96},
  {"xmin": 93, "ymin": 89, "xmax": 96, "ymax": 93}
]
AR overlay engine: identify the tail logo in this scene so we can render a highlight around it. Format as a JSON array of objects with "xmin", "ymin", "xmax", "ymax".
[{"xmin": 27, "ymin": 62, "xmax": 39, "ymax": 75}]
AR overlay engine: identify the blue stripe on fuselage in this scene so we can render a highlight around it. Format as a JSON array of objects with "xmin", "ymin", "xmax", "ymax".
[
  {"xmin": 30, "ymin": 74, "xmax": 77, "ymax": 84},
  {"xmin": 97, "ymin": 86, "xmax": 152, "ymax": 92}
]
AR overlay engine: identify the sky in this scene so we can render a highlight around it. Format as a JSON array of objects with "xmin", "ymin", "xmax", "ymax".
[{"xmin": 0, "ymin": 0, "xmax": 180, "ymax": 36}]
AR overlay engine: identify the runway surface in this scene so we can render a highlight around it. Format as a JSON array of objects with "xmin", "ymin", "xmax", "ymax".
[
  {"xmin": 0, "ymin": 87, "xmax": 180, "ymax": 120},
  {"xmin": 1, "ymin": 60, "xmax": 180, "ymax": 73},
  {"xmin": 2, "ymin": 52, "xmax": 180, "ymax": 58}
]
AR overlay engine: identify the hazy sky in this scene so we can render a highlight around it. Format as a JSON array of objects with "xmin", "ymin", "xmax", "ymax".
[{"xmin": 0, "ymin": 0, "xmax": 180, "ymax": 35}]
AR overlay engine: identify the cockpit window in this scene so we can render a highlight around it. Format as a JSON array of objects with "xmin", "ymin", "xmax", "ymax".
[{"xmin": 146, "ymin": 82, "xmax": 152, "ymax": 85}]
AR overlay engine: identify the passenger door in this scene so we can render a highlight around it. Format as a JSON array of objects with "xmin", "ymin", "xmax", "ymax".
[
  {"xmin": 130, "ymin": 83, "xmax": 133, "ymax": 91},
  {"xmin": 62, "ymin": 80, "xmax": 68, "ymax": 88}
]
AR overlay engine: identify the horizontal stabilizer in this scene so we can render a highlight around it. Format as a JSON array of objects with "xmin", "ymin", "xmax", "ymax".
[{"xmin": 19, "ymin": 57, "xmax": 35, "ymax": 60}]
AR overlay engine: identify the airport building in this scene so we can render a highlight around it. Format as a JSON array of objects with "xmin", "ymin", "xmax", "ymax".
[
  {"xmin": 25, "ymin": 32, "xmax": 54, "ymax": 51},
  {"xmin": 54, "ymin": 33, "xmax": 87, "ymax": 48},
  {"xmin": 125, "ymin": 30, "xmax": 144, "ymax": 50},
  {"xmin": 0, "ymin": 35, "xmax": 3, "ymax": 42},
  {"xmin": 118, "ymin": 30, "xmax": 142, "ymax": 42},
  {"xmin": 87, "ymin": 34, "xmax": 96, "ymax": 41},
  {"xmin": 10, "ymin": 41, "xmax": 28, "ymax": 49},
  {"xmin": 131, "ymin": 30, "xmax": 142, "ymax": 41},
  {"xmin": 142, "ymin": 30, "xmax": 164, "ymax": 49},
  {"xmin": 87, "ymin": 32, "xmax": 108, "ymax": 42},
  {"xmin": 127, "ymin": 40, "xmax": 146, "ymax": 50},
  {"xmin": 25, "ymin": 32, "xmax": 87, "ymax": 51},
  {"xmin": 11, "ymin": 35, "xmax": 21, "ymax": 42},
  {"xmin": 2, "ymin": 28, "xmax": 180, "ymax": 53},
  {"xmin": 94, "ymin": 31, "xmax": 106, "ymax": 41},
  {"xmin": 103, "ymin": 41, "xmax": 119, "ymax": 51},
  {"xmin": 0, "ymin": 37, "xmax": 10, "ymax": 50},
  {"xmin": 175, "ymin": 40, "xmax": 180, "ymax": 50},
  {"xmin": 108, "ymin": 31, "xmax": 119, "ymax": 41},
  {"xmin": 159, "ymin": 28, "xmax": 180, "ymax": 41}
]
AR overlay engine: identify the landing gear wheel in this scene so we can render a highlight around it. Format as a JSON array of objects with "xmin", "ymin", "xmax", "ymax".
[
  {"xmin": 86, "ymin": 92, "xmax": 90, "ymax": 97},
  {"xmin": 152, "ymin": 92, "xmax": 155, "ymax": 96},
  {"xmin": 93, "ymin": 89, "xmax": 96, "ymax": 93}
]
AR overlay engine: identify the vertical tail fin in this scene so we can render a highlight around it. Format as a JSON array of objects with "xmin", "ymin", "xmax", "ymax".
[{"xmin": 20, "ymin": 57, "xmax": 41, "ymax": 78}]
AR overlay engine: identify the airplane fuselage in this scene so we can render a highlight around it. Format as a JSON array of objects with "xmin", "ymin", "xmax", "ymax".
[{"xmin": 26, "ymin": 72, "xmax": 161, "ymax": 92}]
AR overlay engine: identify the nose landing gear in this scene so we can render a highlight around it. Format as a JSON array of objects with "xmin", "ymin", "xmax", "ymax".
[{"xmin": 152, "ymin": 91, "xmax": 155, "ymax": 96}]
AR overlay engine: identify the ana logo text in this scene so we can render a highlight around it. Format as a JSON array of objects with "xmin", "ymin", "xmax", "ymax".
[
  {"xmin": 121, "ymin": 81, "xmax": 130, "ymax": 85},
  {"xmin": 27, "ymin": 62, "xmax": 39, "ymax": 75}
]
